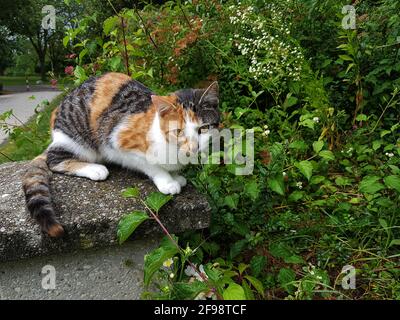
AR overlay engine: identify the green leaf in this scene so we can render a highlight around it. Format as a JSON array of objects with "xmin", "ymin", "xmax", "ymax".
[
  {"xmin": 295, "ymin": 160, "xmax": 313, "ymax": 181},
  {"xmin": 63, "ymin": 35, "xmax": 70, "ymax": 47},
  {"xmin": 145, "ymin": 192, "xmax": 173, "ymax": 213},
  {"xmin": 380, "ymin": 130, "xmax": 391, "ymax": 138},
  {"xmin": 74, "ymin": 65, "xmax": 88, "ymax": 83},
  {"xmin": 284, "ymin": 255, "xmax": 305, "ymax": 264},
  {"xmin": 359, "ymin": 176, "xmax": 385, "ymax": 194},
  {"xmin": 289, "ymin": 140, "xmax": 308, "ymax": 151},
  {"xmin": 267, "ymin": 175, "xmax": 285, "ymax": 196},
  {"xmin": 121, "ymin": 187, "xmax": 140, "ymax": 198},
  {"xmin": 283, "ymin": 94, "xmax": 298, "ymax": 108},
  {"xmin": 339, "ymin": 54, "xmax": 353, "ymax": 61},
  {"xmin": 310, "ymin": 176, "xmax": 325, "ymax": 185},
  {"xmin": 229, "ymin": 239, "xmax": 247, "ymax": 259},
  {"xmin": 238, "ymin": 263, "xmax": 248, "ymax": 275},
  {"xmin": 79, "ymin": 48, "xmax": 88, "ymax": 62},
  {"xmin": 319, "ymin": 150, "xmax": 335, "ymax": 160},
  {"xmin": 378, "ymin": 218, "xmax": 388, "ymax": 229},
  {"xmin": 109, "ymin": 56, "xmax": 122, "ymax": 71},
  {"xmin": 384, "ymin": 175, "xmax": 400, "ymax": 193},
  {"xmin": 117, "ymin": 211, "xmax": 149, "ymax": 244},
  {"xmin": 244, "ymin": 275, "xmax": 265, "ymax": 297},
  {"xmin": 269, "ymin": 242, "xmax": 292, "ymax": 260},
  {"xmin": 103, "ymin": 16, "xmax": 118, "ymax": 35},
  {"xmin": 372, "ymin": 140, "xmax": 382, "ymax": 151},
  {"xmin": 288, "ymin": 190, "xmax": 304, "ymax": 202},
  {"xmin": 242, "ymin": 280, "xmax": 255, "ymax": 300},
  {"xmin": 144, "ymin": 236, "xmax": 179, "ymax": 287},
  {"xmin": 355, "ymin": 114, "xmax": 368, "ymax": 121},
  {"xmin": 173, "ymin": 281, "xmax": 208, "ymax": 300},
  {"xmin": 223, "ymin": 283, "xmax": 246, "ymax": 300},
  {"xmin": 223, "ymin": 195, "xmax": 239, "ymax": 209},
  {"xmin": 250, "ymin": 255, "xmax": 266, "ymax": 277},
  {"xmin": 312, "ymin": 141, "xmax": 324, "ymax": 154},
  {"xmin": 278, "ymin": 268, "xmax": 296, "ymax": 293},
  {"xmin": 335, "ymin": 176, "xmax": 352, "ymax": 186},
  {"xmin": 244, "ymin": 180, "xmax": 260, "ymax": 200},
  {"xmin": 389, "ymin": 239, "xmax": 400, "ymax": 247}
]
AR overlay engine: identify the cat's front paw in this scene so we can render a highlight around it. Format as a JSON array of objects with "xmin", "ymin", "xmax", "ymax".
[
  {"xmin": 173, "ymin": 175, "xmax": 187, "ymax": 187},
  {"xmin": 157, "ymin": 180, "xmax": 181, "ymax": 195}
]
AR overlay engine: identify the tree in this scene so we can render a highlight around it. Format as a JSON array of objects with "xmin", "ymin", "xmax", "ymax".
[
  {"xmin": 0, "ymin": 0, "xmax": 66, "ymax": 80},
  {"xmin": 0, "ymin": 26, "xmax": 15, "ymax": 75}
]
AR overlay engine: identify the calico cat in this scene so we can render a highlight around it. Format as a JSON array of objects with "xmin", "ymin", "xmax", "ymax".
[{"xmin": 22, "ymin": 72, "xmax": 219, "ymax": 237}]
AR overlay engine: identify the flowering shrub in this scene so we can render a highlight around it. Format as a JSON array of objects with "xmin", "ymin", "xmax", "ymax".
[
  {"xmin": 2, "ymin": 0, "xmax": 399, "ymax": 300},
  {"xmin": 65, "ymin": 0, "xmax": 400, "ymax": 301},
  {"xmin": 229, "ymin": 2, "xmax": 304, "ymax": 82}
]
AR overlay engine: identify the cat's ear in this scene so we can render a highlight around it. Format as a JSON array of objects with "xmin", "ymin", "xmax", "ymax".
[
  {"xmin": 151, "ymin": 95, "xmax": 176, "ymax": 116},
  {"xmin": 198, "ymin": 81, "xmax": 219, "ymax": 107}
]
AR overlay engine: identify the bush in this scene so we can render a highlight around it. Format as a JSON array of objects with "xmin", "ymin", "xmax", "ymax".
[{"xmin": 2, "ymin": 0, "xmax": 399, "ymax": 300}]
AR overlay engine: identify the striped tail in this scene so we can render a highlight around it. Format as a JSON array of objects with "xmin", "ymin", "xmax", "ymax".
[{"xmin": 22, "ymin": 153, "xmax": 64, "ymax": 237}]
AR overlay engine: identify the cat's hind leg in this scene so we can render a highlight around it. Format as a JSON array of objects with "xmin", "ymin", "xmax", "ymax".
[{"xmin": 47, "ymin": 147, "xmax": 109, "ymax": 181}]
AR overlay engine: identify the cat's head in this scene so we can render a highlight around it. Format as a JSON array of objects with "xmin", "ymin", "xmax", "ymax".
[{"xmin": 150, "ymin": 82, "xmax": 220, "ymax": 157}]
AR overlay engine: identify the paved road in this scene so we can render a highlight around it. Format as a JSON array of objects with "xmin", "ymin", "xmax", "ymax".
[
  {"xmin": 0, "ymin": 237, "xmax": 160, "ymax": 300},
  {"xmin": 3, "ymin": 85, "xmax": 59, "ymax": 93},
  {"xmin": 0, "ymin": 90, "xmax": 61, "ymax": 144}
]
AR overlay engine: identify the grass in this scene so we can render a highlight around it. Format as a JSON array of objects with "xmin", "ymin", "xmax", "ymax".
[{"xmin": 0, "ymin": 93, "xmax": 65, "ymax": 164}]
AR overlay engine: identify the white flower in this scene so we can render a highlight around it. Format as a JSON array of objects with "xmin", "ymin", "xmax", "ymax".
[
  {"xmin": 162, "ymin": 258, "xmax": 174, "ymax": 269},
  {"xmin": 385, "ymin": 152, "xmax": 394, "ymax": 158},
  {"xmin": 194, "ymin": 290, "xmax": 216, "ymax": 300},
  {"xmin": 313, "ymin": 117, "xmax": 320, "ymax": 123},
  {"xmin": 185, "ymin": 264, "xmax": 207, "ymax": 282},
  {"xmin": 194, "ymin": 292, "xmax": 206, "ymax": 300},
  {"xmin": 296, "ymin": 182, "xmax": 303, "ymax": 189},
  {"xmin": 169, "ymin": 273, "xmax": 175, "ymax": 279}
]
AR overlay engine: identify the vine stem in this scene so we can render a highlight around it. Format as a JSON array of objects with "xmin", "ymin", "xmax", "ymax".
[
  {"xmin": 120, "ymin": 16, "xmax": 131, "ymax": 76},
  {"xmin": 178, "ymin": 4, "xmax": 191, "ymax": 28},
  {"xmin": 0, "ymin": 151, "xmax": 14, "ymax": 162},
  {"xmin": 107, "ymin": 0, "xmax": 131, "ymax": 76},
  {"xmin": 283, "ymin": 154, "xmax": 318, "ymax": 171},
  {"xmin": 133, "ymin": 4, "xmax": 158, "ymax": 49},
  {"xmin": 140, "ymin": 198, "xmax": 223, "ymax": 299},
  {"xmin": 367, "ymin": 89, "xmax": 399, "ymax": 135}
]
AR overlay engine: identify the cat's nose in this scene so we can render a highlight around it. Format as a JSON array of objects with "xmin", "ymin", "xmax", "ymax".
[
  {"xmin": 189, "ymin": 141, "xmax": 198, "ymax": 153},
  {"xmin": 181, "ymin": 139, "xmax": 198, "ymax": 155}
]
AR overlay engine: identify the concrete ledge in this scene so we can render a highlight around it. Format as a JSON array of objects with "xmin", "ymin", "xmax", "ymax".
[{"xmin": 0, "ymin": 161, "xmax": 210, "ymax": 262}]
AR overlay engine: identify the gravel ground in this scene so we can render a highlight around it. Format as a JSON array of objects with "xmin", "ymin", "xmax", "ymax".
[{"xmin": 0, "ymin": 237, "xmax": 160, "ymax": 300}]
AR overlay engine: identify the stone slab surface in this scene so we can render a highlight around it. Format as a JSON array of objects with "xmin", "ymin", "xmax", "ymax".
[{"xmin": 0, "ymin": 161, "xmax": 210, "ymax": 262}]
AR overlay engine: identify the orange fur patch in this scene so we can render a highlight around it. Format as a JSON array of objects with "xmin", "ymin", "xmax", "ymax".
[
  {"xmin": 118, "ymin": 105, "xmax": 157, "ymax": 153},
  {"xmin": 48, "ymin": 223, "xmax": 64, "ymax": 238},
  {"xmin": 118, "ymin": 94, "xmax": 190, "ymax": 152},
  {"xmin": 50, "ymin": 107, "xmax": 58, "ymax": 129},
  {"xmin": 51, "ymin": 160, "xmax": 91, "ymax": 173},
  {"xmin": 89, "ymin": 72, "xmax": 131, "ymax": 131}
]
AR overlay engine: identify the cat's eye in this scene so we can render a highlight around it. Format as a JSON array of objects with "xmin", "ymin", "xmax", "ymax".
[{"xmin": 171, "ymin": 128, "xmax": 184, "ymax": 136}]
